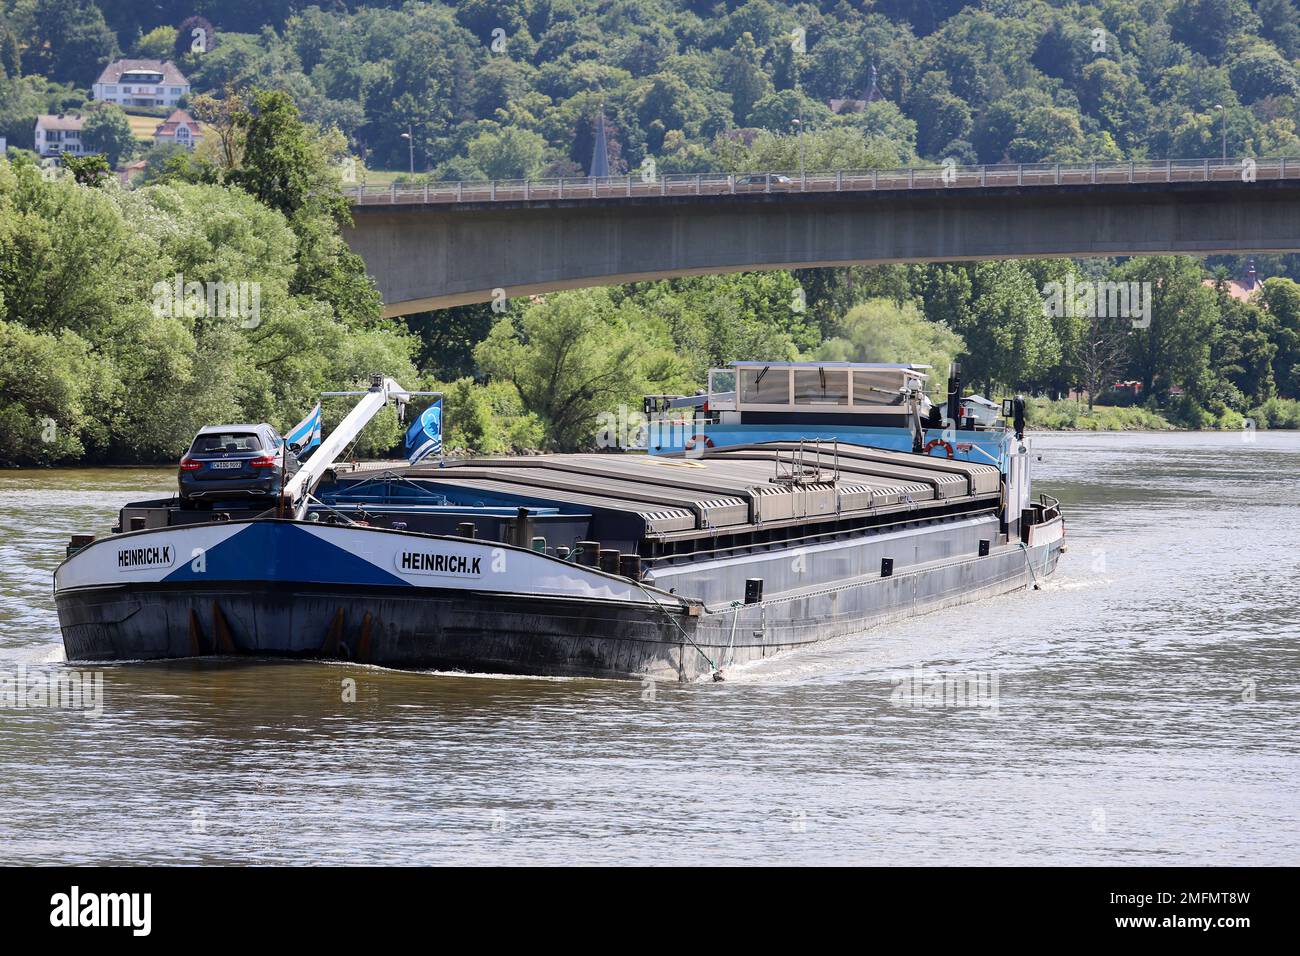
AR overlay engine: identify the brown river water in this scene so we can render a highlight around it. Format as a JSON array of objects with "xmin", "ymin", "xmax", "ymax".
[{"xmin": 0, "ymin": 431, "xmax": 1297, "ymax": 865}]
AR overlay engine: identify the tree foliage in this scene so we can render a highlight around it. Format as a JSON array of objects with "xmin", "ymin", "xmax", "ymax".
[{"xmin": 81, "ymin": 103, "xmax": 135, "ymax": 168}]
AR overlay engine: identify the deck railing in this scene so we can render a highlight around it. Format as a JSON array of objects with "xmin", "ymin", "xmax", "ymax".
[{"xmin": 348, "ymin": 157, "xmax": 1300, "ymax": 205}]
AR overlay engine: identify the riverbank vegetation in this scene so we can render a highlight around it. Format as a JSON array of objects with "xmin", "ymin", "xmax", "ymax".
[
  {"xmin": 418, "ymin": 252, "xmax": 1300, "ymax": 451},
  {"xmin": 0, "ymin": 91, "xmax": 416, "ymax": 466},
  {"xmin": 1028, "ymin": 399, "xmax": 1180, "ymax": 431}
]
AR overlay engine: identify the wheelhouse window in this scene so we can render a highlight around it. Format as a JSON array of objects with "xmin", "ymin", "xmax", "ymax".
[
  {"xmin": 853, "ymin": 369, "xmax": 907, "ymax": 406},
  {"xmin": 739, "ymin": 366, "xmax": 790, "ymax": 405},
  {"xmin": 708, "ymin": 368, "xmax": 737, "ymax": 410},
  {"xmin": 794, "ymin": 368, "xmax": 848, "ymax": 405}
]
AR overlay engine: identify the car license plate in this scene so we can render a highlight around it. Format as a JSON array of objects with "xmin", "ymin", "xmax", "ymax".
[{"xmin": 209, "ymin": 461, "xmax": 242, "ymax": 470}]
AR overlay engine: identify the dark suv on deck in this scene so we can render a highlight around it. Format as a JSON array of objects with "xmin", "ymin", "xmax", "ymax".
[{"xmin": 178, "ymin": 423, "xmax": 300, "ymax": 507}]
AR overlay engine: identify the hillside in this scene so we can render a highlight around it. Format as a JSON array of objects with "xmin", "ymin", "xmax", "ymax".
[{"xmin": 2, "ymin": 1, "xmax": 1299, "ymax": 177}]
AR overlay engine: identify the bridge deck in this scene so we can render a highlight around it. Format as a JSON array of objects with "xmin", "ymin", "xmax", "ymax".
[{"xmin": 350, "ymin": 156, "xmax": 1299, "ymax": 206}]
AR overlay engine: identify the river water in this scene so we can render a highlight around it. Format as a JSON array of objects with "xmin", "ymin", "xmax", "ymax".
[{"xmin": 1, "ymin": 432, "xmax": 1296, "ymax": 865}]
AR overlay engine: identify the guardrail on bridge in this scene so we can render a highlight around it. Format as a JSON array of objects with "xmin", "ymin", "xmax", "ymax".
[{"xmin": 347, "ymin": 157, "xmax": 1300, "ymax": 205}]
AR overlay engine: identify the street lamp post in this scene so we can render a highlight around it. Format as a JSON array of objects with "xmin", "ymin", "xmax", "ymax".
[
  {"xmin": 1215, "ymin": 105, "xmax": 1226, "ymax": 162},
  {"xmin": 792, "ymin": 117, "xmax": 804, "ymax": 185},
  {"xmin": 400, "ymin": 125, "xmax": 414, "ymax": 176}
]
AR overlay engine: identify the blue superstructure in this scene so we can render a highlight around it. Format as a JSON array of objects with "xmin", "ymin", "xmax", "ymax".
[{"xmin": 641, "ymin": 361, "xmax": 1019, "ymax": 473}]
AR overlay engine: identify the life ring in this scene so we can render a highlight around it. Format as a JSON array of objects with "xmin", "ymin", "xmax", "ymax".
[
  {"xmin": 923, "ymin": 438, "xmax": 955, "ymax": 459},
  {"xmin": 684, "ymin": 434, "xmax": 715, "ymax": 451}
]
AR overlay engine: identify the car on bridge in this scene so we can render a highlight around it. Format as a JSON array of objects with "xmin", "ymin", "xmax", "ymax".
[
  {"xmin": 734, "ymin": 173, "xmax": 794, "ymax": 191},
  {"xmin": 177, "ymin": 423, "xmax": 300, "ymax": 508}
]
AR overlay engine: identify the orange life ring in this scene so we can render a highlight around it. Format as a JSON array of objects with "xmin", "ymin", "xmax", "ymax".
[
  {"xmin": 684, "ymin": 434, "xmax": 715, "ymax": 450},
  {"xmin": 924, "ymin": 438, "xmax": 955, "ymax": 459}
]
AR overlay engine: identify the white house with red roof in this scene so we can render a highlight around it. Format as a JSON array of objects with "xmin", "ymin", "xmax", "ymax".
[
  {"xmin": 92, "ymin": 59, "xmax": 190, "ymax": 108},
  {"xmin": 153, "ymin": 109, "xmax": 203, "ymax": 150}
]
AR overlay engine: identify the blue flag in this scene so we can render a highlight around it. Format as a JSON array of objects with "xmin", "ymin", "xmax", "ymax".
[
  {"xmin": 405, "ymin": 399, "xmax": 443, "ymax": 464},
  {"xmin": 285, "ymin": 402, "xmax": 322, "ymax": 455}
]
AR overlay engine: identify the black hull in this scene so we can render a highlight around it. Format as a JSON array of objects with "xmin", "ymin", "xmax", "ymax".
[{"xmin": 57, "ymin": 582, "xmax": 698, "ymax": 681}]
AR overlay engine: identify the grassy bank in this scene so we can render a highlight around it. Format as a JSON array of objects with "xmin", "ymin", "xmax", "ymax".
[
  {"xmin": 1028, "ymin": 399, "xmax": 1174, "ymax": 431},
  {"xmin": 1026, "ymin": 397, "xmax": 1300, "ymax": 431}
]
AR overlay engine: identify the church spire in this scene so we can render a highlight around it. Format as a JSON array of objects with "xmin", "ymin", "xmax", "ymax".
[
  {"xmin": 864, "ymin": 61, "xmax": 883, "ymax": 103},
  {"xmin": 589, "ymin": 105, "xmax": 610, "ymax": 178}
]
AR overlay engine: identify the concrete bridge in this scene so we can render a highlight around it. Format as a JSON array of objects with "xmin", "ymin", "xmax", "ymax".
[{"xmin": 341, "ymin": 158, "xmax": 1300, "ymax": 317}]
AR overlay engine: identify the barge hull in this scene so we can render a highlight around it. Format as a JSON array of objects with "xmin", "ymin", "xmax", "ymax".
[
  {"xmin": 56, "ymin": 582, "xmax": 697, "ymax": 680},
  {"xmin": 57, "ymin": 532, "xmax": 1062, "ymax": 681}
]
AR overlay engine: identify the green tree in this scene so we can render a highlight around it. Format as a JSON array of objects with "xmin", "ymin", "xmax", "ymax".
[
  {"xmin": 429, "ymin": 376, "xmax": 506, "ymax": 454},
  {"xmin": 1169, "ymin": 0, "xmax": 1261, "ymax": 60},
  {"xmin": 1119, "ymin": 257, "xmax": 1218, "ymax": 399},
  {"xmin": 0, "ymin": 22, "xmax": 21, "ymax": 78},
  {"xmin": 1228, "ymin": 41, "xmax": 1300, "ymax": 102},
  {"xmin": 958, "ymin": 261, "xmax": 1061, "ymax": 394},
  {"xmin": 622, "ymin": 272, "xmax": 804, "ymax": 380},
  {"xmin": 815, "ymin": 298, "xmax": 966, "ymax": 383},
  {"xmin": 61, "ymin": 152, "xmax": 111, "ymax": 186},
  {"xmin": 0, "ymin": 146, "xmax": 410, "ymax": 464},
  {"xmin": 1260, "ymin": 277, "xmax": 1300, "ymax": 396},
  {"xmin": 1006, "ymin": 106, "xmax": 1088, "ymax": 162},
  {"xmin": 1211, "ymin": 296, "xmax": 1277, "ymax": 405},
  {"xmin": 474, "ymin": 288, "xmax": 682, "ymax": 450},
  {"xmin": 908, "ymin": 72, "xmax": 973, "ymax": 158},
  {"xmin": 746, "ymin": 89, "xmax": 833, "ymax": 132},
  {"xmin": 134, "ymin": 26, "xmax": 178, "ymax": 60},
  {"xmin": 137, "ymin": 142, "xmax": 191, "ymax": 185},
  {"xmin": 715, "ymin": 127, "xmax": 900, "ymax": 174},
  {"xmin": 721, "ymin": 32, "xmax": 771, "ymax": 125},
  {"xmin": 81, "ymin": 104, "xmax": 136, "ymax": 168},
  {"xmin": 229, "ymin": 89, "xmax": 347, "ymax": 225},
  {"xmin": 23, "ymin": 0, "xmax": 118, "ymax": 85},
  {"xmin": 0, "ymin": 319, "xmax": 118, "ymax": 464},
  {"xmin": 465, "ymin": 126, "xmax": 546, "ymax": 180},
  {"xmin": 226, "ymin": 89, "xmax": 379, "ymax": 326}
]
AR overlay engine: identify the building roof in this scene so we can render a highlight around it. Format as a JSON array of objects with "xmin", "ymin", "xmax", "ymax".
[
  {"xmin": 117, "ymin": 159, "xmax": 148, "ymax": 185},
  {"xmin": 35, "ymin": 114, "xmax": 85, "ymax": 131},
  {"xmin": 154, "ymin": 109, "xmax": 200, "ymax": 137},
  {"xmin": 1201, "ymin": 259, "xmax": 1262, "ymax": 303},
  {"xmin": 828, "ymin": 98, "xmax": 869, "ymax": 115},
  {"xmin": 95, "ymin": 59, "xmax": 189, "ymax": 87}
]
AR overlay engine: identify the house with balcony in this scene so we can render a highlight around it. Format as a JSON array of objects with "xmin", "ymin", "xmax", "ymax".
[
  {"xmin": 33, "ymin": 114, "xmax": 86, "ymax": 158},
  {"xmin": 153, "ymin": 109, "xmax": 203, "ymax": 151},
  {"xmin": 92, "ymin": 59, "xmax": 190, "ymax": 109}
]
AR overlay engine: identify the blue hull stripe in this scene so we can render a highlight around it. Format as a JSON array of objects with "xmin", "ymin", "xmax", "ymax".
[{"xmin": 162, "ymin": 522, "xmax": 409, "ymax": 587}]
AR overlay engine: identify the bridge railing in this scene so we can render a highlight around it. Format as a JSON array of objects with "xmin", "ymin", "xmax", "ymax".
[{"xmin": 349, "ymin": 157, "xmax": 1300, "ymax": 205}]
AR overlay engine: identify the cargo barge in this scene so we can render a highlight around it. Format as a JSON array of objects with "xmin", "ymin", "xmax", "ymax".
[{"xmin": 54, "ymin": 363, "xmax": 1064, "ymax": 681}]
